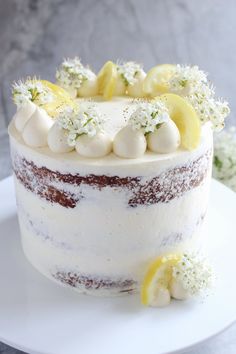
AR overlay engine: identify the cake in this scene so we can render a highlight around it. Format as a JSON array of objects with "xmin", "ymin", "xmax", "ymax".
[{"xmin": 9, "ymin": 60, "xmax": 229, "ymax": 306}]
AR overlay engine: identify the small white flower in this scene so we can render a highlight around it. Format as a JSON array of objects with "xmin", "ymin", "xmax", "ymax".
[
  {"xmin": 117, "ymin": 61, "xmax": 143, "ymax": 86},
  {"xmin": 188, "ymin": 93, "xmax": 230, "ymax": 131},
  {"xmin": 57, "ymin": 102, "xmax": 104, "ymax": 146},
  {"xmin": 12, "ymin": 78, "xmax": 53, "ymax": 108},
  {"xmin": 169, "ymin": 64, "xmax": 208, "ymax": 96},
  {"xmin": 56, "ymin": 57, "xmax": 95, "ymax": 90},
  {"xmin": 213, "ymin": 127, "xmax": 236, "ymax": 191},
  {"xmin": 129, "ymin": 101, "xmax": 169, "ymax": 134},
  {"xmin": 173, "ymin": 253, "xmax": 213, "ymax": 296}
]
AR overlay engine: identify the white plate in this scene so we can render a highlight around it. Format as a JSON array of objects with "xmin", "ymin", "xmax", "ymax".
[{"xmin": 0, "ymin": 176, "xmax": 236, "ymax": 354}]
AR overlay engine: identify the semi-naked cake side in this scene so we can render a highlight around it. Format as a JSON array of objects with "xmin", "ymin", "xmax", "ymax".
[
  {"xmin": 8, "ymin": 60, "xmax": 229, "ymax": 305},
  {"xmin": 9, "ymin": 117, "xmax": 212, "ymax": 295}
]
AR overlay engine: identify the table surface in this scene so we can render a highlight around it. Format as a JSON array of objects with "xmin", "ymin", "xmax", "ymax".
[{"xmin": 1, "ymin": 0, "xmax": 236, "ymax": 353}]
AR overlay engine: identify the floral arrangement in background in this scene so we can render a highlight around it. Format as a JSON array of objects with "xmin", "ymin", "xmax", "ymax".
[{"xmin": 213, "ymin": 127, "xmax": 236, "ymax": 192}]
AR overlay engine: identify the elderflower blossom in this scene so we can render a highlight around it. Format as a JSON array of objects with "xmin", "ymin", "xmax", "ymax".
[
  {"xmin": 117, "ymin": 61, "xmax": 143, "ymax": 86},
  {"xmin": 172, "ymin": 253, "xmax": 213, "ymax": 296},
  {"xmin": 169, "ymin": 65, "xmax": 208, "ymax": 96},
  {"xmin": 12, "ymin": 78, "xmax": 53, "ymax": 108},
  {"xmin": 57, "ymin": 103, "xmax": 104, "ymax": 147},
  {"xmin": 188, "ymin": 92, "xmax": 230, "ymax": 131},
  {"xmin": 129, "ymin": 101, "xmax": 169, "ymax": 134},
  {"xmin": 213, "ymin": 127, "xmax": 236, "ymax": 191},
  {"xmin": 56, "ymin": 57, "xmax": 95, "ymax": 90},
  {"xmin": 167, "ymin": 65, "xmax": 230, "ymax": 131}
]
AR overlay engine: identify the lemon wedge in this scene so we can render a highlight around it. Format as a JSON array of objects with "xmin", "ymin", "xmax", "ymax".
[
  {"xmin": 39, "ymin": 80, "xmax": 77, "ymax": 118},
  {"xmin": 143, "ymin": 64, "xmax": 176, "ymax": 97},
  {"xmin": 158, "ymin": 93, "xmax": 201, "ymax": 150},
  {"xmin": 40, "ymin": 80, "xmax": 72, "ymax": 99},
  {"xmin": 141, "ymin": 254, "xmax": 180, "ymax": 306},
  {"xmin": 97, "ymin": 61, "xmax": 117, "ymax": 100}
]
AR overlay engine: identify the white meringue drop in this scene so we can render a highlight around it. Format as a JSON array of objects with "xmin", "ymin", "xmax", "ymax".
[
  {"xmin": 147, "ymin": 120, "xmax": 180, "ymax": 154},
  {"xmin": 128, "ymin": 70, "xmax": 146, "ymax": 98},
  {"xmin": 78, "ymin": 75, "xmax": 98, "ymax": 97},
  {"xmin": 150, "ymin": 286, "xmax": 171, "ymax": 307},
  {"xmin": 113, "ymin": 75, "xmax": 126, "ymax": 96},
  {"xmin": 113, "ymin": 125, "xmax": 147, "ymax": 159},
  {"xmin": 22, "ymin": 107, "xmax": 53, "ymax": 148},
  {"xmin": 14, "ymin": 101, "xmax": 36, "ymax": 132},
  {"xmin": 47, "ymin": 122, "xmax": 74, "ymax": 153},
  {"xmin": 170, "ymin": 278, "xmax": 189, "ymax": 300},
  {"xmin": 75, "ymin": 132, "xmax": 112, "ymax": 158}
]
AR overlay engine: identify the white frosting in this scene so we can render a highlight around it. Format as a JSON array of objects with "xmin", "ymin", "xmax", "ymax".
[
  {"xmin": 15, "ymin": 173, "xmax": 210, "ymax": 295},
  {"xmin": 14, "ymin": 101, "xmax": 36, "ymax": 132},
  {"xmin": 8, "ymin": 98, "xmax": 213, "ymax": 296},
  {"xmin": 113, "ymin": 126, "xmax": 147, "ymax": 158},
  {"xmin": 75, "ymin": 96, "xmax": 136, "ymax": 139},
  {"xmin": 22, "ymin": 108, "xmax": 53, "ymax": 148},
  {"xmin": 149, "ymin": 286, "xmax": 171, "ymax": 307},
  {"xmin": 12, "ymin": 97, "xmax": 189, "ymax": 158},
  {"xmin": 170, "ymin": 278, "xmax": 189, "ymax": 300},
  {"xmin": 9, "ymin": 117, "xmax": 212, "ymax": 171},
  {"xmin": 147, "ymin": 120, "xmax": 180, "ymax": 153},
  {"xmin": 47, "ymin": 122, "xmax": 74, "ymax": 153},
  {"xmin": 75, "ymin": 132, "xmax": 112, "ymax": 158},
  {"xmin": 128, "ymin": 70, "xmax": 146, "ymax": 98},
  {"xmin": 78, "ymin": 74, "xmax": 98, "ymax": 97}
]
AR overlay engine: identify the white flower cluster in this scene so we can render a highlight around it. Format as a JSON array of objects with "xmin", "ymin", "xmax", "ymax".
[
  {"xmin": 168, "ymin": 65, "xmax": 230, "ymax": 131},
  {"xmin": 129, "ymin": 101, "xmax": 169, "ymax": 134},
  {"xmin": 173, "ymin": 253, "xmax": 213, "ymax": 296},
  {"xmin": 189, "ymin": 92, "xmax": 230, "ymax": 131},
  {"xmin": 12, "ymin": 79, "xmax": 53, "ymax": 108},
  {"xmin": 57, "ymin": 103, "xmax": 104, "ymax": 146},
  {"xmin": 169, "ymin": 64, "xmax": 208, "ymax": 96},
  {"xmin": 56, "ymin": 57, "xmax": 95, "ymax": 90},
  {"xmin": 117, "ymin": 61, "xmax": 142, "ymax": 86},
  {"xmin": 213, "ymin": 127, "xmax": 236, "ymax": 191}
]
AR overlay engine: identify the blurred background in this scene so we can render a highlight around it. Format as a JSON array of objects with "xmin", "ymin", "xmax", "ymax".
[{"xmin": 0, "ymin": 0, "xmax": 236, "ymax": 353}]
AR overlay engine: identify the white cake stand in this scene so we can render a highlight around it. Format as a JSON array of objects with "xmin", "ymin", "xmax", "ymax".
[{"xmin": 0, "ymin": 177, "xmax": 235, "ymax": 354}]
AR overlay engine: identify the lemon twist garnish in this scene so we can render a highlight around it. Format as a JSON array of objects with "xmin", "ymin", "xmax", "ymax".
[
  {"xmin": 39, "ymin": 80, "xmax": 77, "ymax": 118},
  {"xmin": 141, "ymin": 254, "xmax": 181, "ymax": 306},
  {"xmin": 143, "ymin": 64, "xmax": 176, "ymax": 97},
  {"xmin": 97, "ymin": 61, "xmax": 117, "ymax": 100},
  {"xmin": 156, "ymin": 93, "xmax": 201, "ymax": 150}
]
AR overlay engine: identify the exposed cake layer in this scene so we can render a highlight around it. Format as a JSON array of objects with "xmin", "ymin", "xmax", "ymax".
[
  {"xmin": 15, "ymin": 161, "xmax": 211, "ymax": 295},
  {"xmin": 9, "ymin": 119, "xmax": 213, "ymax": 295},
  {"xmin": 12, "ymin": 150, "xmax": 211, "ymax": 209}
]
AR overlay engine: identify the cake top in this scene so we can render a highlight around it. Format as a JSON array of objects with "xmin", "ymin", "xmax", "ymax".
[{"xmin": 10, "ymin": 59, "xmax": 230, "ymax": 159}]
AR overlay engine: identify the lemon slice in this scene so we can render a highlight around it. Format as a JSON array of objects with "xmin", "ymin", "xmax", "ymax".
[
  {"xmin": 143, "ymin": 64, "xmax": 176, "ymax": 97},
  {"xmin": 97, "ymin": 61, "xmax": 117, "ymax": 100},
  {"xmin": 39, "ymin": 80, "xmax": 77, "ymax": 118},
  {"xmin": 141, "ymin": 254, "xmax": 180, "ymax": 306},
  {"xmin": 40, "ymin": 80, "xmax": 72, "ymax": 99},
  {"xmin": 158, "ymin": 93, "xmax": 201, "ymax": 150}
]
